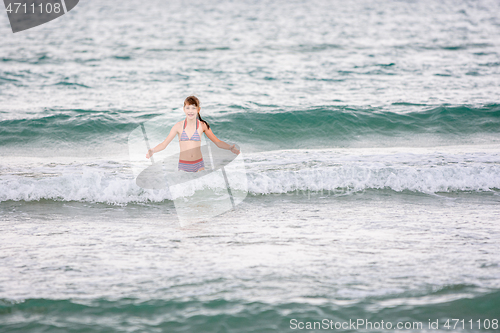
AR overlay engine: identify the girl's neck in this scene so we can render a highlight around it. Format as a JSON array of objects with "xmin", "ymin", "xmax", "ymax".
[{"xmin": 185, "ymin": 116, "xmax": 197, "ymax": 125}]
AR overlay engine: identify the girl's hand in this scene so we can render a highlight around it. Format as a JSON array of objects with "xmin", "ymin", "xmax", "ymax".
[
  {"xmin": 230, "ymin": 144, "xmax": 240, "ymax": 155},
  {"xmin": 146, "ymin": 148, "xmax": 154, "ymax": 159}
]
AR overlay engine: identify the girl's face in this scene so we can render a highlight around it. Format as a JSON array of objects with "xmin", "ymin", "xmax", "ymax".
[{"xmin": 183, "ymin": 103, "xmax": 199, "ymax": 119}]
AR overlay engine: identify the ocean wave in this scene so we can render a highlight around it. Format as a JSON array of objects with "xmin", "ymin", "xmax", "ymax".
[
  {"xmin": 1, "ymin": 149, "xmax": 499, "ymax": 204},
  {"xmin": 1, "ymin": 289, "xmax": 499, "ymax": 332},
  {"xmin": 0, "ymin": 109, "xmax": 141, "ymax": 145},
  {"xmin": 225, "ymin": 104, "xmax": 500, "ymax": 146},
  {"xmin": 1, "ymin": 104, "xmax": 499, "ymax": 148},
  {"xmin": 246, "ymin": 163, "xmax": 500, "ymax": 195}
]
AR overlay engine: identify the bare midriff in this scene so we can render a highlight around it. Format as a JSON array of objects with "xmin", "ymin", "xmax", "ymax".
[{"xmin": 179, "ymin": 140, "xmax": 203, "ymax": 161}]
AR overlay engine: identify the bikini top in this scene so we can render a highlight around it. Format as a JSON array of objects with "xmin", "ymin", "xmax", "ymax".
[{"xmin": 180, "ymin": 118, "xmax": 201, "ymax": 141}]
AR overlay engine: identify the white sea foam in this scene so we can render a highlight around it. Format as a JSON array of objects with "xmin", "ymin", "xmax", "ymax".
[{"xmin": 1, "ymin": 146, "xmax": 499, "ymax": 204}]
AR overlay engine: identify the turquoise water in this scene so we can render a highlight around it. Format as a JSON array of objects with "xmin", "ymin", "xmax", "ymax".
[
  {"xmin": 2, "ymin": 104, "xmax": 500, "ymax": 148},
  {"xmin": 1, "ymin": 0, "xmax": 500, "ymax": 332}
]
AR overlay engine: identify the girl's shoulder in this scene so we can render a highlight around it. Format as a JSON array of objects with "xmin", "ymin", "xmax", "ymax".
[
  {"xmin": 168, "ymin": 121, "xmax": 183, "ymax": 135},
  {"xmin": 173, "ymin": 120, "xmax": 184, "ymax": 130},
  {"xmin": 200, "ymin": 120, "xmax": 210, "ymax": 132}
]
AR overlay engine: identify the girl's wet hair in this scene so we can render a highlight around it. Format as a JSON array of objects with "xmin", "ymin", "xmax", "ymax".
[{"xmin": 184, "ymin": 96, "xmax": 210, "ymax": 130}]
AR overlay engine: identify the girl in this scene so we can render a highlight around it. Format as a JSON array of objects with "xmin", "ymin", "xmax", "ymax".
[{"xmin": 146, "ymin": 96, "xmax": 240, "ymax": 172}]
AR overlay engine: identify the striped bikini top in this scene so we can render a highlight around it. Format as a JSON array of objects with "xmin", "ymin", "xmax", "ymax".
[{"xmin": 180, "ymin": 118, "xmax": 201, "ymax": 141}]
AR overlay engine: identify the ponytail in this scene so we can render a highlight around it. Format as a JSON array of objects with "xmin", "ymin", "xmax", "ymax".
[{"xmin": 197, "ymin": 113, "xmax": 210, "ymax": 130}]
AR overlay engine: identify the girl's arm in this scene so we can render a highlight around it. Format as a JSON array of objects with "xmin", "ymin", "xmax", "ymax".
[
  {"xmin": 146, "ymin": 123, "xmax": 180, "ymax": 159},
  {"xmin": 202, "ymin": 122, "xmax": 240, "ymax": 155}
]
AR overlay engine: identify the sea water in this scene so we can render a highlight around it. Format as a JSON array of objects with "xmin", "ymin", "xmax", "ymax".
[{"xmin": 1, "ymin": 0, "xmax": 500, "ymax": 332}]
